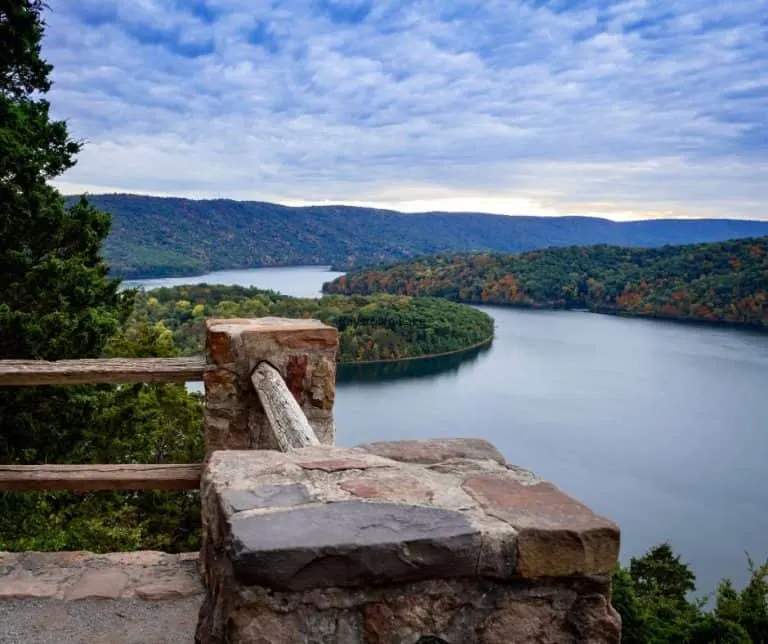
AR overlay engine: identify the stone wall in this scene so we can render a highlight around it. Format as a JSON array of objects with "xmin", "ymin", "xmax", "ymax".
[
  {"xmin": 196, "ymin": 439, "xmax": 621, "ymax": 643},
  {"xmin": 203, "ymin": 318, "xmax": 338, "ymax": 455}
]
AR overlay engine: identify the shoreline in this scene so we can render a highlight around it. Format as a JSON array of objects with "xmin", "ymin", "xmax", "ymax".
[
  {"xmin": 121, "ymin": 264, "xmax": 337, "ymax": 286},
  {"xmin": 470, "ymin": 300, "xmax": 766, "ymax": 333},
  {"xmin": 337, "ymin": 334, "xmax": 494, "ymax": 366}
]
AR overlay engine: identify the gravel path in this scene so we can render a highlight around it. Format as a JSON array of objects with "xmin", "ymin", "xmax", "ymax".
[{"xmin": 0, "ymin": 597, "xmax": 202, "ymax": 644}]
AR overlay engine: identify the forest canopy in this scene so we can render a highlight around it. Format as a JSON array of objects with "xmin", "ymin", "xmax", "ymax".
[
  {"xmin": 120, "ymin": 285, "xmax": 495, "ymax": 363},
  {"xmin": 324, "ymin": 237, "xmax": 768, "ymax": 329},
  {"xmin": 74, "ymin": 193, "xmax": 768, "ymax": 278}
]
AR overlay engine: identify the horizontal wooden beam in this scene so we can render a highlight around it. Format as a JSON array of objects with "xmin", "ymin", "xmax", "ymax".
[
  {"xmin": 0, "ymin": 464, "xmax": 202, "ymax": 491},
  {"xmin": 0, "ymin": 357, "xmax": 206, "ymax": 386}
]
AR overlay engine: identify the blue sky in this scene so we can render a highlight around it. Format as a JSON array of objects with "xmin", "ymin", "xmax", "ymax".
[{"xmin": 45, "ymin": 0, "xmax": 767, "ymax": 220}]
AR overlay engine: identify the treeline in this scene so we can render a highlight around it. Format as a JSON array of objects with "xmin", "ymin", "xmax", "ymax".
[
  {"xmin": 75, "ymin": 194, "xmax": 768, "ymax": 278},
  {"xmin": 615, "ymin": 544, "xmax": 768, "ymax": 643},
  {"xmin": 123, "ymin": 285, "xmax": 494, "ymax": 363},
  {"xmin": 324, "ymin": 237, "xmax": 768, "ymax": 328}
]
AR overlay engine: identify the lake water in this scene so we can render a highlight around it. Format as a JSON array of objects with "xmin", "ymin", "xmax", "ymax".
[
  {"xmin": 132, "ymin": 266, "xmax": 768, "ymax": 596},
  {"xmin": 124, "ymin": 265, "xmax": 345, "ymax": 298}
]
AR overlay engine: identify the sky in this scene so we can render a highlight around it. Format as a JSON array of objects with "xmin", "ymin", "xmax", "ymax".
[{"xmin": 44, "ymin": 0, "xmax": 768, "ymax": 221}]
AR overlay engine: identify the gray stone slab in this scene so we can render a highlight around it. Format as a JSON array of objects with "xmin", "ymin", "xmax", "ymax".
[
  {"xmin": 227, "ymin": 501, "xmax": 482, "ymax": 591},
  {"xmin": 221, "ymin": 483, "xmax": 312, "ymax": 513}
]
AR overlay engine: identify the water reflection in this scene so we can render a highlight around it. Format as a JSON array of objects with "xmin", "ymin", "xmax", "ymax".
[{"xmin": 337, "ymin": 343, "xmax": 493, "ymax": 384}]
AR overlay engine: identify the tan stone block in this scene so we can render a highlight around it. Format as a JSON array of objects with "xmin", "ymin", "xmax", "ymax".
[
  {"xmin": 206, "ymin": 327, "xmax": 235, "ymax": 365},
  {"xmin": 284, "ymin": 354, "xmax": 308, "ymax": 405},
  {"xmin": 272, "ymin": 327, "xmax": 337, "ymax": 350},
  {"xmin": 462, "ymin": 475, "xmax": 619, "ymax": 577},
  {"xmin": 482, "ymin": 600, "xmax": 563, "ymax": 644},
  {"xmin": 363, "ymin": 600, "xmax": 435, "ymax": 644},
  {"xmin": 291, "ymin": 446, "xmax": 395, "ymax": 472},
  {"xmin": 304, "ymin": 409, "xmax": 335, "ymax": 445},
  {"xmin": 218, "ymin": 317, "xmax": 337, "ymax": 350},
  {"xmin": 359, "ymin": 438, "xmax": 506, "ymax": 466},
  {"xmin": 308, "ymin": 356, "xmax": 336, "ymax": 409},
  {"xmin": 340, "ymin": 473, "xmax": 435, "ymax": 504},
  {"xmin": 203, "ymin": 369, "xmax": 241, "ymax": 407},
  {"xmin": 102, "ymin": 551, "xmax": 168, "ymax": 567},
  {"xmin": 0, "ymin": 578, "xmax": 58, "ymax": 599},
  {"xmin": 226, "ymin": 606, "xmax": 304, "ymax": 644},
  {"xmin": 134, "ymin": 577, "xmax": 203, "ymax": 600},
  {"xmin": 66, "ymin": 569, "xmax": 128, "ymax": 600}
]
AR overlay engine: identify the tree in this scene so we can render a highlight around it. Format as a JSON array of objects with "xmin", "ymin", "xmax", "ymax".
[
  {"xmin": 629, "ymin": 542, "xmax": 696, "ymax": 603},
  {"xmin": 0, "ymin": 0, "xmax": 128, "ymax": 463},
  {"xmin": 614, "ymin": 544, "xmax": 768, "ymax": 643}
]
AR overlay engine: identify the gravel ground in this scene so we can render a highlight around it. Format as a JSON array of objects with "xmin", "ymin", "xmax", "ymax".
[{"xmin": 0, "ymin": 597, "xmax": 202, "ymax": 644}]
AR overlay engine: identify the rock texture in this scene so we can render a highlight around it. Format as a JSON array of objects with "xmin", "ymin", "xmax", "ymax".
[
  {"xmin": 197, "ymin": 439, "xmax": 621, "ymax": 643},
  {"xmin": 0, "ymin": 551, "xmax": 202, "ymax": 601},
  {"xmin": 204, "ymin": 318, "xmax": 338, "ymax": 455},
  {"xmin": 357, "ymin": 438, "xmax": 506, "ymax": 466}
]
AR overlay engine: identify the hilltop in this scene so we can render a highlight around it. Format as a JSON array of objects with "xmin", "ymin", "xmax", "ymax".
[{"xmin": 71, "ymin": 194, "xmax": 768, "ymax": 278}]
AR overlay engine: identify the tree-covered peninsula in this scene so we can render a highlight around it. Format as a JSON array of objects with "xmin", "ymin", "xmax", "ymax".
[
  {"xmin": 119, "ymin": 285, "xmax": 494, "ymax": 363},
  {"xmin": 324, "ymin": 237, "xmax": 768, "ymax": 329}
]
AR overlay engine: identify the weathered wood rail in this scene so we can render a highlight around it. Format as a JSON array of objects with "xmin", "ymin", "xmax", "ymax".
[
  {"xmin": 0, "ymin": 356, "xmax": 206, "ymax": 385},
  {"xmin": 0, "ymin": 318, "xmax": 338, "ymax": 492},
  {"xmin": 0, "ymin": 464, "xmax": 202, "ymax": 491}
]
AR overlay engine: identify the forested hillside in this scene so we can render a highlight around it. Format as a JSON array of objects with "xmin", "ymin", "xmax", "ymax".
[
  {"xmin": 122, "ymin": 286, "xmax": 494, "ymax": 363},
  {"xmin": 74, "ymin": 194, "xmax": 768, "ymax": 278},
  {"xmin": 324, "ymin": 237, "xmax": 768, "ymax": 328}
]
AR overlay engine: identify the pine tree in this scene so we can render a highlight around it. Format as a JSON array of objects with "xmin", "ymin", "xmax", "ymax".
[{"xmin": 0, "ymin": 0, "xmax": 129, "ymax": 463}]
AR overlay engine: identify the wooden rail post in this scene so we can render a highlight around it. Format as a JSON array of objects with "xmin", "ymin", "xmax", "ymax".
[
  {"xmin": 203, "ymin": 318, "xmax": 338, "ymax": 455},
  {"xmin": 250, "ymin": 362, "xmax": 320, "ymax": 451}
]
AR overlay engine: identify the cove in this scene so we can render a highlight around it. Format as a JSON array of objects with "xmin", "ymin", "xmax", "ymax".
[{"xmin": 128, "ymin": 265, "xmax": 768, "ymax": 596}]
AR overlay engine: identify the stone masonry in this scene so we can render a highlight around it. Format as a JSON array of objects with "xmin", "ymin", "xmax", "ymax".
[
  {"xmin": 0, "ymin": 551, "xmax": 202, "ymax": 601},
  {"xmin": 196, "ymin": 438, "xmax": 621, "ymax": 643},
  {"xmin": 203, "ymin": 318, "xmax": 338, "ymax": 455}
]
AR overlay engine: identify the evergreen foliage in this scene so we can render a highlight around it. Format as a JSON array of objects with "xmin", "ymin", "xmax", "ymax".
[
  {"xmin": 0, "ymin": 0, "xmax": 129, "ymax": 465},
  {"xmin": 0, "ymin": 1, "xmax": 196, "ymax": 551},
  {"xmin": 614, "ymin": 544, "xmax": 768, "ymax": 643}
]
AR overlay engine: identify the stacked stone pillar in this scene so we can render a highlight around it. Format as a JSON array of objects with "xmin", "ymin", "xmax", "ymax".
[
  {"xmin": 196, "ymin": 439, "xmax": 622, "ymax": 643},
  {"xmin": 202, "ymin": 317, "xmax": 338, "ymax": 455}
]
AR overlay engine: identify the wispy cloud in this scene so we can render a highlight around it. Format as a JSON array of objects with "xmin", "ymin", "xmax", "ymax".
[{"xmin": 46, "ymin": 0, "xmax": 768, "ymax": 219}]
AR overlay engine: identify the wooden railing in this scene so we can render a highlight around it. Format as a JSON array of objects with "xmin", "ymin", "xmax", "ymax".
[
  {"xmin": 0, "ymin": 357, "xmax": 206, "ymax": 385},
  {"xmin": 0, "ymin": 318, "xmax": 337, "ymax": 493}
]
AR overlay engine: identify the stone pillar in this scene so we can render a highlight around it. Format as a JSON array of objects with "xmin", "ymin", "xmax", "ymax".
[
  {"xmin": 203, "ymin": 317, "xmax": 338, "ymax": 455},
  {"xmin": 196, "ymin": 439, "xmax": 622, "ymax": 644}
]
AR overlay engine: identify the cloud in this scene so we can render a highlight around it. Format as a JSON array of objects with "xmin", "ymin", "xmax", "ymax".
[{"xmin": 44, "ymin": 0, "xmax": 768, "ymax": 219}]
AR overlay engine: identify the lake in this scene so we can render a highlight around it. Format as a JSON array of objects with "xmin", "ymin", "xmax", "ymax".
[
  {"xmin": 123, "ymin": 265, "xmax": 345, "ymax": 298},
  {"xmin": 130, "ymin": 266, "xmax": 768, "ymax": 596}
]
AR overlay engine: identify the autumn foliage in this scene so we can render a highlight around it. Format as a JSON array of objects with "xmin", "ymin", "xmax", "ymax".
[{"xmin": 324, "ymin": 237, "xmax": 768, "ymax": 328}]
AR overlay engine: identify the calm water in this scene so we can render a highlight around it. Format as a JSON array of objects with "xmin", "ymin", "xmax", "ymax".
[
  {"xmin": 124, "ymin": 265, "xmax": 344, "ymax": 298},
  {"xmin": 151, "ymin": 266, "xmax": 768, "ymax": 596},
  {"xmin": 338, "ymin": 309, "xmax": 768, "ymax": 596}
]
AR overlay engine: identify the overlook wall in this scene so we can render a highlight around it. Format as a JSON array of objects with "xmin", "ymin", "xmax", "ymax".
[
  {"xmin": 196, "ymin": 440, "xmax": 620, "ymax": 643},
  {"xmin": 0, "ymin": 317, "xmax": 621, "ymax": 643},
  {"xmin": 195, "ymin": 317, "xmax": 621, "ymax": 643}
]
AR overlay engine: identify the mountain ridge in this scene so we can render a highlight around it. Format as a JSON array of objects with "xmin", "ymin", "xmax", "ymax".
[{"xmin": 70, "ymin": 193, "xmax": 768, "ymax": 278}]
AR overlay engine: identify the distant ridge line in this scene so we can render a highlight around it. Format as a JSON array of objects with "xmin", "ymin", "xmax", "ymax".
[{"xmin": 68, "ymin": 193, "xmax": 768, "ymax": 280}]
